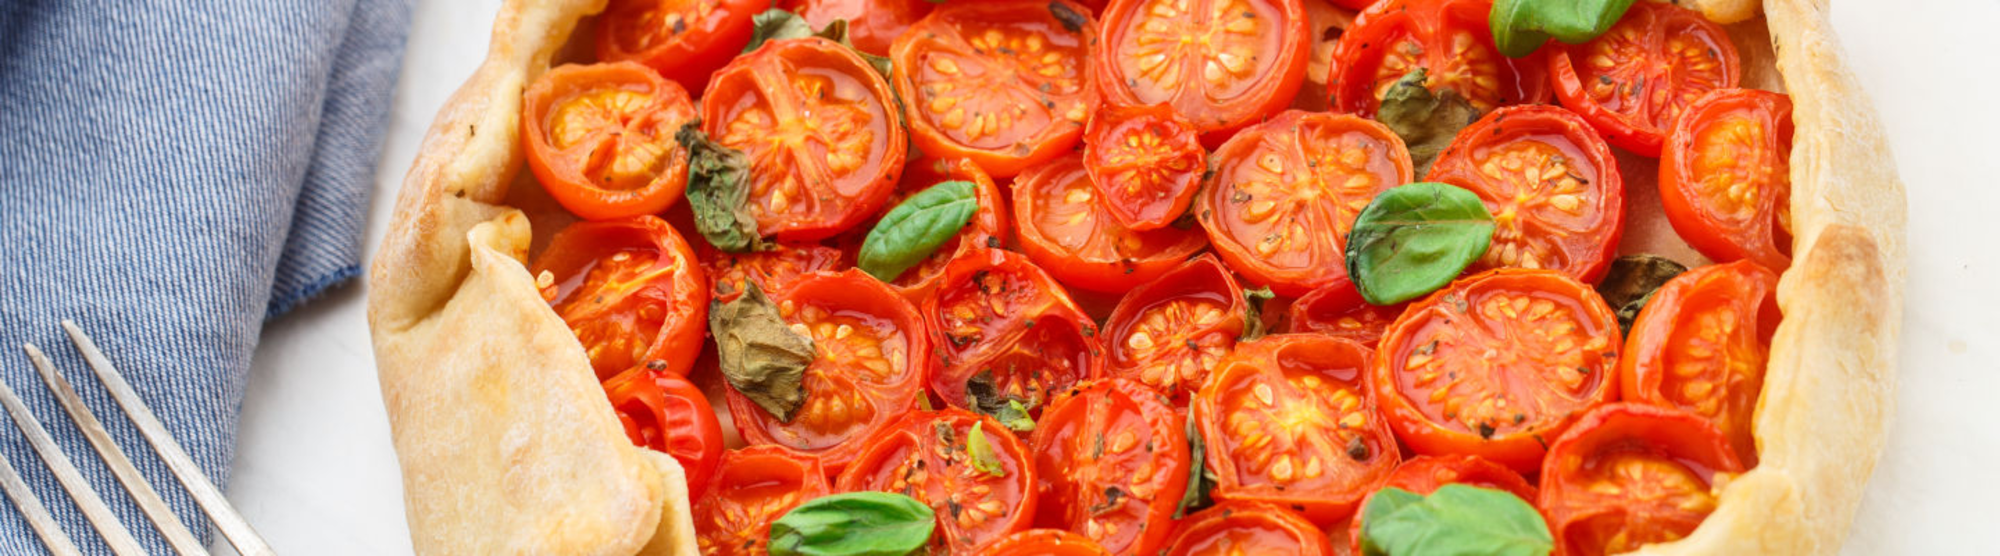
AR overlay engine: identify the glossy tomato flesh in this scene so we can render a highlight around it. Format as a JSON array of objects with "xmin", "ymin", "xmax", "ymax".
[
  {"xmin": 1548, "ymin": 0, "xmax": 1741, "ymax": 157},
  {"xmin": 531, "ymin": 216, "xmax": 708, "ymax": 380},
  {"xmin": 1029, "ymin": 379, "xmax": 1190, "ymax": 554},
  {"xmin": 1083, "ymin": 103, "xmax": 1207, "ymax": 230},
  {"xmin": 597, "ymin": 0, "xmax": 765, "ymax": 93},
  {"xmin": 1661, "ymin": 88, "xmax": 1795, "ymax": 271},
  {"xmin": 1329, "ymin": 0, "xmax": 1550, "ymax": 117},
  {"xmin": 521, "ymin": 62, "xmax": 697, "ymax": 221},
  {"xmin": 1097, "ymin": 0, "xmax": 1314, "ymax": 143},
  {"xmin": 1426, "ymin": 105, "xmax": 1625, "ymax": 283},
  {"xmin": 1014, "ymin": 153, "xmax": 1208, "ymax": 293},
  {"xmin": 602, "ymin": 366, "xmax": 724, "ymax": 497},
  {"xmin": 1620, "ymin": 261, "xmax": 1780, "ymax": 467},
  {"xmin": 837, "ymin": 410, "xmax": 1039, "ymax": 553},
  {"xmin": 1540, "ymin": 403, "xmax": 1745, "ymax": 556},
  {"xmin": 785, "ymin": 0, "xmax": 934, "ymax": 56},
  {"xmin": 977, "ymin": 529, "xmax": 1114, "ymax": 555},
  {"xmin": 691, "ymin": 446, "xmax": 830, "ymax": 556},
  {"xmin": 1284, "ymin": 282, "xmax": 1406, "ymax": 350},
  {"xmin": 892, "ymin": 0, "xmax": 1099, "ymax": 178},
  {"xmin": 923, "ymin": 249, "xmax": 1103, "ymax": 415},
  {"xmin": 1164, "ymin": 501, "xmax": 1334, "ymax": 556},
  {"xmin": 1102, "ymin": 255, "xmax": 1246, "ymax": 404}
]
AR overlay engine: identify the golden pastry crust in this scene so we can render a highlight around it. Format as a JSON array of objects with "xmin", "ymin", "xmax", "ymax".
[{"xmin": 364, "ymin": 0, "xmax": 1903, "ymax": 553}]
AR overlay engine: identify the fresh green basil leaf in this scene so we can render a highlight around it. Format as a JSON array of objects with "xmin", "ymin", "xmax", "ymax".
[
  {"xmin": 1377, "ymin": 69, "xmax": 1480, "ymax": 177},
  {"xmin": 769, "ymin": 492, "xmax": 936, "ymax": 556},
  {"xmin": 1491, "ymin": 0, "xmax": 1638, "ymax": 58},
  {"xmin": 965, "ymin": 370, "xmax": 1038, "ymax": 433},
  {"xmin": 1172, "ymin": 414, "xmax": 1216, "ymax": 519},
  {"xmin": 1361, "ymin": 484, "xmax": 1553, "ymax": 556},
  {"xmin": 1239, "ymin": 286, "xmax": 1276, "ymax": 342},
  {"xmin": 709, "ymin": 284, "xmax": 816, "ymax": 421},
  {"xmin": 1593, "ymin": 254, "xmax": 1689, "ymax": 336},
  {"xmin": 965, "ymin": 422, "xmax": 1006, "ymax": 477},
  {"xmin": 1345, "ymin": 182, "xmax": 1495, "ymax": 306},
  {"xmin": 677, "ymin": 123, "xmax": 767, "ymax": 253},
  {"xmin": 859, "ymin": 180, "xmax": 979, "ymax": 282}
]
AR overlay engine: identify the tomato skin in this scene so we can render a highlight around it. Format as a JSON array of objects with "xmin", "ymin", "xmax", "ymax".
[
  {"xmin": 837, "ymin": 409, "xmax": 1040, "ymax": 553},
  {"xmin": 1028, "ymin": 379, "xmax": 1191, "ymax": 554},
  {"xmin": 725, "ymin": 270, "xmax": 931, "ymax": 474},
  {"xmin": 873, "ymin": 157, "xmax": 1012, "ymax": 303},
  {"xmin": 1547, "ymin": 1, "xmax": 1740, "ymax": 157},
  {"xmin": 698, "ymin": 241, "xmax": 848, "ymax": 304},
  {"xmin": 1102, "ymin": 255, "xmax": 1246, "ymax": 404},
  {"xmin": 1539, "ymin": 403, "xmax": 1745, "ymax": 556},
  {"xmin": 702, "ymin": 37, "xmax": 907, "ymax": 242},
  {"xmin": 1343, "ymin": 454, "xmax": 1536, "ymax": 554},
  {"xmin": 1284, "ymin": 282, "xmax": 1406, "ymax": 349},
  {"xmin": 785, "ymin": 0, "xmax": 934, "ymax": 56},
  {"xmin": 602, "ymin": 366, "xmax": 725, "ymax": 498},
  {"xmin": 691, "ymin": 447, "xmax": 831, "ymax": 556},
  {"xmin": 1097, "ymin": 0, "xmax": 1314, "ymax": 144},
  {"xmin": 1163, "ymin": 501, "xmax": 1334, "ymax": 556},
  {"xmin": 1083, "ymin": 103, "xmax": 1207, "ymax": 231},
  {"xmin": 1371, "ymin": 269, "xmax": 1622, "ymax": 474},
  {"xmin": 892, "ymin": 0, "xmax": 1099, "ymax": 178},
  {"xmin": 1661, "ymin": 89, "xmax": 1795, "ymax": 271},
  {"xmin": 1619, "ymin": 261, "xmax": 1779, "ymax": 468},
  {"xmin": 521, "ymin": 62, "xmax": 696, "ymax": 221},
  {"xmin": 531, "ymin": 216, "xmax": 709, "ymax": 380},
  {"xmin": 597, "ymin": 0, "xmax": 765, "ymax": 93},
  {"xmin": 1014, "ymin": 153, "xmax": 1209, "ymax": 294},
  {"xmin": 922, "ymin": 249, "xmax": 1104, "ymax": 414},
  {"xmin": 1192, "ymin": 334, "xmax": 1400, "ymax": 525},
  {"xmin": 1329, "ymin": 0, "xmax": 1550, "ymax": 117},
  {"xmin": 1426, "ymin": 105, "xmax": 1625, "ymax": 284},
  {"xmin": 977, "ymin": 529, "xmax": 1114, "ymax": 555}
]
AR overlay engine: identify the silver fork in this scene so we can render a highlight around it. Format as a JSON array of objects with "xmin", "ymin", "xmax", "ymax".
[{"xmin": 0, "ymin": 321, "xmax": 274, "ymax": 556}]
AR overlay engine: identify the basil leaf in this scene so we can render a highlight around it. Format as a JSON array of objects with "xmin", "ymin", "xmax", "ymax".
[
  {"xmin": 1172, "ymin": 414, "xmax": 1216, "ymax": 519},
  {"xmin": 1048, "ymin": 1, "xmax": 1089, "ymax": 34},
  {"xmin": 709, "ymin": 284, "xmax": 816, "ymax": 421},
  {"xmin": 1376, "ymin": 69, "xmax": 1479, "ymax": 177},
  {"xmin": 965, "ymin": 370, "xmax": 1037, "ymax": 433},
  {"xmin": 769, "ymin": 492, "xmax": 936, "ymax": 556},
  {"xmin": 677, "ymin": 123, "xmax": 767, "ymax": 253},
  {"xmin": 1593, "ymin": 254, "xmax": 1689, "ymax": 336},
  {"xmin": 859, "ymin": 181, "xmax": 979, "ymax": 282},
  {"xmin": 1360, "ymin": 484, "xmax": 1553, "ymax": 556},
  {"xmin": 1345, "ymin": 182, "xmax": 1495, "ymax": 306},
  {"xmin": 744, "ymin": 9, "xmax": 893, "ymax": 78},
  {"xmin": 1491, "ymin": 0, "xmax": 1637, "ymax": 58},
  {"xmin": 965, "ymin": 422, "xmax": 1006, "ymax": 477},
  {"xmin": 1239, "ymin": 286, "xmax": 1276, "ymax": 342}
]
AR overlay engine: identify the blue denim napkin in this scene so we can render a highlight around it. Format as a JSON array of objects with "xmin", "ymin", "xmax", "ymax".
[{"xmin": 0, "ymin": 0, "xmax": 412, "ymax": 553}]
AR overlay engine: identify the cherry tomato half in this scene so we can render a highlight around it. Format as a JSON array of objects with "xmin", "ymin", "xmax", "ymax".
[
  {"xmin": 1426, "ymin": 105, "xmax": 1625, "ymax": 283},
  {"xmin": 1371, "ymin": 269, "xmax": 1621, "ymax": 473},
  {"xmin": 1661, "ymin": 88, "xmax": 1795, "ymax": 271},
  {"xmin": 978, "ymin": 529, "xmax": 1113, "ymax": 556},
  {"xmin": 521, "ymin": 62, "xmax": 696, "ymax": 221},
  {"xmin": 601, "ymin": 366, "xmax": 724, "ymax": 497},
  {"xmin": 838, "ymin": 409, "xmax": 1039, "ymax": 553},
  {"xmin": 703, "ymin": 37, "xmax": 907, "ymax": 241},
  {"xmin": 1540, "ymin": 403, "xmax": 1746, "ymax": 556},
  {"xmin": 871, "ymin": 157, "xmax": 1012, "ymax": 303},
  {"xmin": 784, "ymin": 0, "xmax": 934, "ymax": 56},
  {"xmin": 1083, "ymin": 103, "xmax": 1207, "ymax": 230},
  {"xmin": 1164, "ymin": 502, "xmax": 1334, "ymax": 556},
  {"xmin": 1014, "ymin": 153, "xmax": 1209, "ymax": 294},
  {"xmin": 531, "ymin": 216, "xmax": 708, "ymax": 380},
  {"xmin": 1284, "ymin": 282, "xmax": 1405, "ymax": 350},
  {"xmin": 924, "ymin": 249, "xmax": 1104, "ymax": 415},
  {"xmin": 1097, "ymin": 0, "xmax": 1313, "ymax": 143},
  {"xmin": 1548, "ymin": 0, "xmax": 1741, "ymax": 157},
  {"xmin": 1329, "ymin": 0, "xmax": 1550, "ymax": 117},
  {"xmin": 892, "ymin": 0, "xmax": 1098, "ymax": 178},
  {"xmin": 1102, "ymin": 255, "xmax": 1247, "ymax": 404},
  {"xmin": 597, "ymin": 0, "xmax": 764, "ymax": 93},
  {"xmin": 1343, "ymin": 454, "xmax": 1537, "ymax": 554},
  {"xmin": 1029, "ymin": 379, "xmax": 1191, "ymax": 554},
  {"xmin": 698, "ymin": 241, "xmax": 848, "ymax": 304},
  {"xmin": 1620, "ymin": 261, "xmax": 1780, "ymax": 468},
  {"xmin": 691, "ymin": 446, "xmax": 830, "ymax": 556}
]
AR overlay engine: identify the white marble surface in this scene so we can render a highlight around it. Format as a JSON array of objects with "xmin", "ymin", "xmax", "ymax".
[{"xmin": 218, "ymin": 0, "xmax": 2000, "ymax": 553}]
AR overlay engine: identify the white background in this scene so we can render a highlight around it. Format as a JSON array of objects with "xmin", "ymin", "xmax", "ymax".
[{"xmin": 217, "ymin": 0, "xmax": 2000, "ymax": 553}]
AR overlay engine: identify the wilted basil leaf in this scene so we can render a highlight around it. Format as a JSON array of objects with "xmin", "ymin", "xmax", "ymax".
[
  {"xmin": 1346, "ymin": 182, "xmax": 1495, "ymax": 305},
  {"xmin": 1239, "ymin": 286, "xmax": 1276, "ymax": 342},
  {"xmin": 1360, "ymin": 484, "xmax": 1553, "ymax": 556},
  {"xmin": 965, "ymin": 422, "xmax": 1006, "ymax": 477},
  {"xmin": 709, "ymin": 284, "xmax": 816, "ymax": 421},
  {"xmin": 678, "ymin": 123, "xmax": 766, "ymax": 253},
  {"xmin": 966, "ymin": 370, "xmax": 1037, "ymax": 433},
  {"xmin": 1595, "ymin": 254, "xmax": 1689, "ymax": 336},
  {"xmin": 1491, "ymin": 0, "xmax": 1638, "ymax": 58},
  {"xmin": 744, "ymin": 9, "xmax": 893, "ymax": 78},
  {"xmin": 1377, "ymin": 69, "xmax": 1480, "ymax": 177},
  {"xmin": 769, "ymin": 492, "xmax": 936, "ymax": 556},
  {"xmin": 1173, "ymin": 414, "xmax": 1216, "ymax": 519},
  {"xmin": 859, "ymin": 181, "xmax": 978, "ymax": 282}
]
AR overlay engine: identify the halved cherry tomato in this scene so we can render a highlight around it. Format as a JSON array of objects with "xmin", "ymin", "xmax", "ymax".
[
  {"xmin": 531, "ymin": 216, "xmax": 708, "ymax": 379},
  {"xmin": 978, "ymin": 529, "xmax": 1113, "ymax": 556},
  {"xmin": 1164, "ymin": 501, "xmax": 1334, "ymax": 556},
  {"xmin": 703, "ymin": 37, "xmax": 907, "ymax": 241},
  {"xmin": 1343, "ymin": 454, "xmax": 1537, "ymax": 554},
  {"xmin": 1029, "ymin": 379, "xmax": 1190, "ymax": 554},
  {"xmin": 726, "ymin": 270, "xmax": 930, "ymax": 474},
  {"xmin": 698, "ymin": 241, "xmax": 848, "ymax": 304},
  {"xmin": 1620, "ymin": 261, "xmax": 1779, "ymax": 467},
  {"xmin": 863, "ymin": 157, "xmax": 1012, "ymax": 303},
  {"xmin": 784, "ymin": 0, "xmax": 934, "ymax": 56},
  {"xmin": 1426, "ymin": 105, "xmax": 1625, "ymax": 283},
  {"xmin": 1548, "ymin": 0, "xmax": 1740, "ymax": 157},
  {"xmin": 1371, "ymin": 269, "xmax": 1621, "ymax": 473},
  {"xmin": 602, "ymin": 366, "xmax": 724, "ymax": 497},
  {"xmin": 1661, "ymin": 89, "xmax": 1795, "ymax": 271},
  {"xmin": 521, "ymin": 62, "xmax": 697, "ymax": 221},
  {"xmin": 1102, "ymin": 255, "xmax": 1246, "ymax": 403},
  {"xmin": 891, "ymin": 0, "xmax": 1098, "ymax": 178},
  {"xmin": 597, "ymin": 0, "xmax": 764, "ymax": 93},
  {"xmin": 1192, "ymin": 334, "xmax": 1399, "ymax": 525},
  {"xmin": 837, "ymin": 409, "xmax": 1039, "ymax": 553},
  {"xmin": 1540, "ymin": 403, "xmax": 1746, "ymax": 556},
  {"xmin": 691, "ymin": 446, "xmax": 830, "ymax": 555},
  {"xmin": 1284, "ymin": 282, "xmax": 1405, "ymax": 350},
  {"xmin": 1197, "ymin": 110, "xmax": 1411, "ymax": 297},
  {"xmin": 1097, "ymin": 0, "xmax": 1313, "ymax": 143},
  {"xmin": 1329, "ymin": 0, "xmax": 1550, "ymax": 117},
  {"xmin": 1083, "ymin": 103, "xmax": 1207, "ymax": 230},
  {"xmin": 923, "ymin": 249, "xmax": 1104, "ymax": 415},
  {"xmin": 1014, "ymin": 153, "xmax": 1208, "ymax": 294}
]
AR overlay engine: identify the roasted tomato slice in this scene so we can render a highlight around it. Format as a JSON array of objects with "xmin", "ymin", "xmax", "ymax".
[
  {"xmin": 1540, "ymin": 403, "xmax": 1746, "ymax": 556},
  {"xmin": 1371, "ymin": 269, "xmax": 1621, "ymax": 473},
  {"xmin": 1343, "ymin": 454, "xmax": 1536, "ymax": 554},
  {"xmin": 1661, "ymin": 89, "xmax": 1795, "ymax": 271},
  {"xmin": 868, "ymin": 156, "xmax": 1012, "ymax": 302},
  {"xmin": 1548, "ymin": 0, "xmax": 1740, "ymax": 157},
  {"xmin": 1028, "ymin": 379, "xmax": 1190, "ymax": 554},
  {"xmin": 1284, "ymin": 283, "xmax": 1405, "ymax": 349},
  {"xmin": 978, "ymin": 529, "xmax": 1114, "ymax": 556},
  {"xmin": 691, "ymin": 446, "xmax": 830, "ymax": 555},
  {"xmin": 924, "ymin": 249, "xmax": 1104, "ymax": 415},
  {"xmin": 521, "ymin": 62, "xmax": 697, "ymax": 221},
  {"xmin": 699, "ymin": 241, "xmax": 847, "ymax": 304},
  {"xmin": 1014, "ymin": 153, "xmax": 1209, "ymax": 294},
  {"xmin": 1193, "ymin": 334, "xmax": 1399, "ymax": 524},
  {"xmin": 1097, "ymin": 0, "xmax": 1312, "ymax": 143},
  {"xmin": 784, "ymin": 0, "xmax": 934, "ymax": 56},
  {"xmin": 703, "ymin": 37, "xmax": 907, "ymax": 241},
  {"xmin": 726, "ymin": 270, "xmax": 930, "ymax": 473},
  {"xmin": 1083, "ymin": 103, "xmax": 1207, "ymax": 230},
  {"xmin": 597, "ymin": 0, "xmax": 764, "ymax": 92},
  {"xmin": 1164, "ymin": 502, "xmax": 1334, "ymax": 556},
  {"xmin": 837, "ymin": 409, "xmax": 1039, "ymax": 553},
  {"xmin": 1197, "ymin": 110, "xmax": 1411, "ymax": 297},
  {"xmin": 1102, "ymin": 255, "xmax": 1247, "ymax": 403},
  {"xmin": 1329, "ymin": 0, "xmax": 1550, "ymax": 117},
  {"xmin": 602, "ymin": 366, "xmax": 724, "ymax": 496},
  {"xmin": 1426, "ymin": 105, "xmax": 1625, "ymax": 283},
  {"xmin": 1619, "ymin": 261, "xmax": 1779, "ymax": 467},
  {"xmin": 891, "ymin": 0, "xmax": 1098, "ymax": 178},
  {"xmin": 532, "ymin": 216, "xmax": 708, "ymax": 379}
]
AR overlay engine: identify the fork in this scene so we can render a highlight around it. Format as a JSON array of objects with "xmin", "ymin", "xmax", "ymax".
[{"xmin": 0, "ymin": 321, "xmax": 274, "ymax": 556}]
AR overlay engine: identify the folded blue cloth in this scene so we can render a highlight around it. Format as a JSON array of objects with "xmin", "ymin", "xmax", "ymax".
[{"xmin": 0, "ymin": 0, "xmax": 412, "ymax": 553}]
